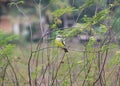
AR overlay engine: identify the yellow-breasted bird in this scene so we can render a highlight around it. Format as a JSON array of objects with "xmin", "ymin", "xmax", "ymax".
[{"xmin": 55, "ymin": 35, "xmax": 68, "ymax": 52}]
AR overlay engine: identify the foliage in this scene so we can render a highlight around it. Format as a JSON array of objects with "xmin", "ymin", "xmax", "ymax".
[
  {"xmin": 0, "ymin": 31, "xmax": 17, "ymax": 57},
  {"xmin": 111, "ymin": 7, "xmax": 120, "ymax": 33},
  {"xmin": 1, "ymin": 0, "xmax": 120, "ymax": 86},
  {"xmin": 79, "ymin": 0, "xmax": 94, "ymax": 11},
  {"xmin": 108, "ymin": 50, "xmax": 120, "ymax": 67},
  {"xmin": 0, "ymin": 31, "xmax": 17, "ymax": 84},
  {"xmin": 83, "ymin": 9, "xmax": 109, "ymax": 25},
  {"xmin": 52, "ymin": 7, "xmax": 77, "ymax": 17}
]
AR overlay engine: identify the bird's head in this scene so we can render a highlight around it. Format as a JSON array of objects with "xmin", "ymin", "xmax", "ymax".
[{"xmin": 56, "ymin": 35, "xmax": 63, "ymax": 38}]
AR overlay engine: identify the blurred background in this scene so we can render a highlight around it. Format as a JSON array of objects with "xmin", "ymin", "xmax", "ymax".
[
  {"xmin": 0, "ymin": 0, "xmax": 119, "ymax": 43},
  {"xmin": 0, "ymin": 0, "xmax": 120, "ymax": 86}
]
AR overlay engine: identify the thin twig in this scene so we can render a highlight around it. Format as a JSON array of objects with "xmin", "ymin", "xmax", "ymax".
[
  {"xmin": 47, "ymin": 42, "xmax": 50, "ymax": 86},
  {"xmin": 93, "ymin": 49, "xmax": 108, "ymax": 86},
  {"xmin": 82, "ymin": 64, "xmax": 92, "ymax": 86},
  {"xmin": 50, "ymin": 52, "xmax": 66, "ymax": 86},
  {"xmin": 28, "ymin": 53, "xmax": 33, "ymax": 86},
  {"xmin": 66, "ymin": 54, "xmax": 73, "ymax": 86},
  {"xmin": 32, "ymin": 47, "xmax": 103, "ymax": 53},
  {"xmin": 1, "ymin": 63, "xmax": 9, "ymax": 86},
  {"xmin": 15, "ymin": 4, "xmax": 33, "ymax": 86},
  {"xmin": 6, "ymin": 55, "xmax": 19, "ymax": 86},
  {"xmin": 39, "ymin": 63, "xmax": 49, "ymax": 86}
]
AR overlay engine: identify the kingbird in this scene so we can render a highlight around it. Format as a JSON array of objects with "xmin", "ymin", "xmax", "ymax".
[{"xmin": 55, "ymin": 35, "xmax": 68, "ymax": 52}]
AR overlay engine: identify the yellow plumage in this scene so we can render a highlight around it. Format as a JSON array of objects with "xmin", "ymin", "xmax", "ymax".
[
  {"xmin": 55, "ymin": 38, "xmax": 64, "ymax": 47},
  {"xmin": 55, "ymin": 35, "xmax": 68, "ymax": 52}
]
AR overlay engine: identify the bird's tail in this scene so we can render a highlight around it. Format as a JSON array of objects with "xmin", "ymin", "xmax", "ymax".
[{"xmin": 62, "ymin": 48, "xmax": 68, "ymax": 52}]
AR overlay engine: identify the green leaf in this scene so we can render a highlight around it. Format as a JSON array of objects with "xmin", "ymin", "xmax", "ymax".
[
  {"xmin": 99, "ymin": 24, "xmax": 107, "ymax": 33},
  {"xmin": 51, "ymin": 23, "xmax": 57, "ymax": 29},
  {"xmin": 87, "ymin": 36, "xmax": 96, "ymax": 48},
  {"xmin": 65, "ymin": 28, "xmax": 82, "ymax": 37},
  {"xmin": 8, "ymin": 2, "xmax": 16, "ymax": 7},
  {"xmin": 52, "ymin": 7, "xmax": 77, "ymax": 17},
  {"xmin": 17, "ymin": 1, "xmax": 24, "ymax": 4},
  {"xmin": 77, "ymin": 60, "xmax": 83, "ymax": 64},
  {"xmin": 79, "ymin": 0, "xmax": 94, "ymax": 11},
  {"xmin": 108, "ymin": 51, "xmax": 120, "ymax": 67}
]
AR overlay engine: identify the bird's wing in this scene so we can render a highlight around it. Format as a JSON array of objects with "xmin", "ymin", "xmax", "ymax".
[{"xmin": 61, "ymin": 39, "xmax": 65, "ymax": 46}]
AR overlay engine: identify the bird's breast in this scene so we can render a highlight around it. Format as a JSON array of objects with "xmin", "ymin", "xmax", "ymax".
[{"xmin": 55, "ymin": 39, "xmax": 64, "ymax": 47}]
